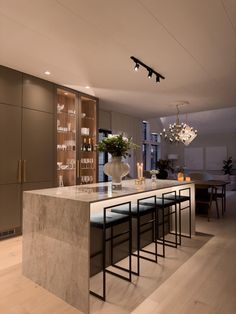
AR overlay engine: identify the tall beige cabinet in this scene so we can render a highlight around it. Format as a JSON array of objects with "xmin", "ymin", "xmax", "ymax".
[
  {"xmin": 0, "ymin": 67, "xmax": 22, "ymax": 237},
  {"xmin": 0, "ymin": 65, "xmax": 98, "ymax": 238},
  {"xmin": 0, "ymin": 67, "xmax": 55, "ymax": 238},
  {"xmin": 22, "ymin": 75, "xmax": 55, "ymax": 190}
]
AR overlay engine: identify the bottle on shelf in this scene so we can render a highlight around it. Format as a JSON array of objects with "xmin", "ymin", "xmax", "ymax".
[
  {"xmin": 87, "ymin": 138, "xmax": 92, "ymax": 152},
  {"xmin": 81, "ymin": 138, "xmax": 87, "ymax": 151}
]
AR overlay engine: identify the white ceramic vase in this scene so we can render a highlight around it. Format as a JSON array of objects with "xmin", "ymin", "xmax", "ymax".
[{"xmin": 103, "ymin": 156, "xmax": 130, "ymax": 189}]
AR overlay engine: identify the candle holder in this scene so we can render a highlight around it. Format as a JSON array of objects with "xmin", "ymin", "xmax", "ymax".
[{"xmin": 135, "ymin": 177, "xmax": 145, "ymax": 185}]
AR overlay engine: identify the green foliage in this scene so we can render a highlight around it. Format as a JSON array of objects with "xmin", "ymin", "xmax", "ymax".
[
  {"xmin": 97, "ymin": 133, "xmax": 139, "ymax": 158},
  {"xmin": 156, "ymin": 159, "xmax": 173, "ymax": 171},
  {"xmin": 222, "ymin": 156, "xmax": 233, "ymax": 175}
]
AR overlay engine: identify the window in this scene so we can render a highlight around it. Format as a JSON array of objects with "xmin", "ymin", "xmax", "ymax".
[
  {"xmin": 150, "ymin": 145, "xmax": 158, "ymax": 169},
  {"xmin": 98, "ymin": 129, "xmax": 111, "ymax": 182},
  {"xmin": 143, "ymin": 121, "xmax": 148, "ymax": 141},
  {"xmin": 151, "ymin": 133, "xmax": 158, "ymax": 142},
  {"xmin": 142, "ymin": 143, "xmax": 147, "ymax": 170},
  {"xmin": 142, "ymin": 122, "xmax": 160, "ymax": 170}
]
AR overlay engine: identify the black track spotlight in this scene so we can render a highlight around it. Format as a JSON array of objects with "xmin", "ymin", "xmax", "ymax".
[
  {"xmin": 148, "ymin": 70, "xmax": 153, "ymax": 79},
  {"xmin": 130, "ymin": 56, "xmax": 165, "ymax": 84},
  {"xmin": 134, "ymin": 63, "xmax": 139, "ymax": 71}
]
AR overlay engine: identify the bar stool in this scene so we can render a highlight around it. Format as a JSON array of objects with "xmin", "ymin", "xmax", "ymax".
[
  {"xmin": 164, "ymin": 187, "xmax": 191, "ymax": 245},
  {"xmin": 90, "ymin": 201, "xmax": 132, "ymax": 301},
  {"xmin": 111, "ymin": 196, "xmax": 159, "ymax": 276},
  {"xmin": 140, "ymin": 191, "xmax": 179, "ymax": 258}
]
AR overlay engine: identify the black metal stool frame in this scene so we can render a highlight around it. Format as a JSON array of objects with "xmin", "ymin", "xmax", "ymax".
[
  {"xmin": 166, "ymin": 187, "xmax": 191, "ymax": 245},
  {"xmin": 132, "ymin": 195, "xmax": 158, "ymax": 276},
  {"xmin": 90, "ymin": 201, "xmax": 132, "ymax": 301},
  {"xmin": 156, "ymin": 191, "xmax": 178, "ymax": 257},
  {"xmin": 178, "ymin": 187, "xmax": 191, "ymax": 242}
]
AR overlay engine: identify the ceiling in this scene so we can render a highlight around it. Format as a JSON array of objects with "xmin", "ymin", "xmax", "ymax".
[{"xmin": 0, "ymin": 0, "xmax": 236, "ymax": 119}]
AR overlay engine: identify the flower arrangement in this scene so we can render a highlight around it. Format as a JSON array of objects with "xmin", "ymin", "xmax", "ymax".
[{"xmin": 97, "ymin": 133, "xmax": 138, "ymax": 158}]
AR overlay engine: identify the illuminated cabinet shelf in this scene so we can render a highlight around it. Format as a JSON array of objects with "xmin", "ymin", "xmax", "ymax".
[{"xmin": 56, "ymin": 88, "xmax": 98, "ymax": 187}]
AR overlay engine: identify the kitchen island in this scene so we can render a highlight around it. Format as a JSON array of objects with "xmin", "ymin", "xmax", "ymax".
[{"xmin": 22, "ymin": 179, "xmax": 195, "ymax": 314}]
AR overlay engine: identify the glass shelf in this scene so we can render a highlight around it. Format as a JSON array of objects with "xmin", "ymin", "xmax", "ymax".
[
  {"xmin": 57, "ymin": 150, "xmax": 76, "ymax": 152},
  {"xmin": 82, "ymin": 116, "xmax": 94, "ymax": 120},
  {"xmin": 57, "ymin": 130, "xmax": 76, "ymax": 134},
  {"xmin": 57, "ymin": 111, "xmax": 76, "ymax": 117}
]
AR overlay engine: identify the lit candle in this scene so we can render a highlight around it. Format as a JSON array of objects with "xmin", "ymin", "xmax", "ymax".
[
  {"xmin": 137, "ymin": 163, "xmax": 140, "ymax": 178},
  {"xmin": 177, "ymin": 172, "xmax": 184, "ymax": 181},
  {"xmin": 185, "ymin": 176, "xmax": 191, "ymax": 182},
  {"xmin": 141, "ymin": 163, "xmax": 143, "ymax": 178}
]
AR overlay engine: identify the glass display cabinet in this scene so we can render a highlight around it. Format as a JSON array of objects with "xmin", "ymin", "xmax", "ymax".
[
  {"xmin": 79, "ymin": 96, "xmax": 97, "ymax": 185},
  {"xmin": 56, "ymin": 88, "xmax": 77, "ymax": 187},
  {"xmin": 56, "ymin": 88, "xmax": 98, "ymax": 187}
]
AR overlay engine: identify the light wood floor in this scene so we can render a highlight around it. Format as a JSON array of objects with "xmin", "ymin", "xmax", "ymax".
[{"xmin": 0, "ymin": 192, "xmax": 236, "ymax": 314}]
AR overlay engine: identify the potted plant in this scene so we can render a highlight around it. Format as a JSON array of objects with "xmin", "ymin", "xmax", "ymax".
[
  {"xmin": 156, "ymin": 159, "xmax": 173, "ymax": 179},
  {"xmin": 97, "ymin": 133, "xmax": 138, "ymax": 188},
  {"xmin": 222, "ymin": 156, "xmax": 233, "ymax": 175},
  {"xmin": 222, "ymin": 156, "xmax": 236, "ymax": 190}
]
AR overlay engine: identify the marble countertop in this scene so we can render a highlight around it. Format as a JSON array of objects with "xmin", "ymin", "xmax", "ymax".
[{"xmin": 24, "ymin": 179, "xmax": 193, "ymax": 203}]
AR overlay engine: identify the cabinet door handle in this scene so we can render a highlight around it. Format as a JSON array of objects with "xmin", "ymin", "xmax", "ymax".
[
  {"xmin": 18, "ymin": 160, "xmax": 22, "ymax": 183},
  {"xmin": 77, "ymin": 160, "xmax": 80, "ymax": 178},
  {"xmin": 22, "ymin": 160, "xmax": 27, "ymax": 182}
]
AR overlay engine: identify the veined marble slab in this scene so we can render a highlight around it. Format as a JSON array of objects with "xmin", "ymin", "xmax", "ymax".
[
  {"xmin": 23, "ymin": 193, "xmax": 90, "ymax": 314},
  {"xmin": 22, "ymin": 179, "xmax": 195, "ymax": 313},
  {"xmin": 24, "ymin": 179, "xmax": 193, "ymax": 203}
]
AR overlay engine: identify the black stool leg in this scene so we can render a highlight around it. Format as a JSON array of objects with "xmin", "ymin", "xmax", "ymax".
[
  {"xmin": 128, "ymin": 202, "xmax": 132, "ymax": 281},
  {"xmin": 189, "ymin": 199, "xmax": 192, "ymax": 238},
  {"xmin": 162, "ymin": 203, "xmax": 165, "ymax": 257},
  {"xmin": 102, "ymin": 208, "xmax": 106, "ymax": 301},
  {"xmin": 175, "ymin": 202, "xmax": 178, "ymax": 247},
  {"xmin": 154, "ymin": 206, "xmax": 158, "ymax": 263},
  {"xmin": 137, "ymin": 206, "xmax": 140, "ymax": 276},
  {"xmin": 179, "ymin": 188, "xmax": 191, "ymax": 239},
  {"xmin": 179, "ymin": 200, "xmax": 182, "ymax": 245}
]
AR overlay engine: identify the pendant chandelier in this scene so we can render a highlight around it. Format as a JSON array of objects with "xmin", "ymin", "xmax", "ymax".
[{"xmin": 160, "ymin": 105, "xmax": 197, "ymax": 146}]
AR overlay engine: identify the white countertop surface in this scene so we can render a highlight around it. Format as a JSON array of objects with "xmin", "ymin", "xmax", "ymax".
[{"xmin": 24, "ymin": 179, "xmax": 193, "ymax": 203}]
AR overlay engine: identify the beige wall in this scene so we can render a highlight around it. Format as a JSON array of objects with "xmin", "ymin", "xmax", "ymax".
[
  {"xmin": 99, "ymin": 109, "xmax": 142, "ymax": 177},
  {"xmin": 98, "ymin": 109, "xmax": 111, "ymax": 131},
  {"xmin": 165, "ymin": 132, "xmax": 236, "ymax": 174}
]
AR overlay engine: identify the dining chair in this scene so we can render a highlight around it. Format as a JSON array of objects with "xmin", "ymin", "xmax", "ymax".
[{"xmin": 195, "ymin": 185, "xmax": 219, "ymax": 221}]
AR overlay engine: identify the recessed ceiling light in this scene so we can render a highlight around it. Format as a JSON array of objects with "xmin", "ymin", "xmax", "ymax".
[
  {"xmin": 44, "ymin": 71, "xmax": 51, "ymax": 75},
  {"xmin": 85, "ymin": 86, "xmax": 90, "ymax": 89}
]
